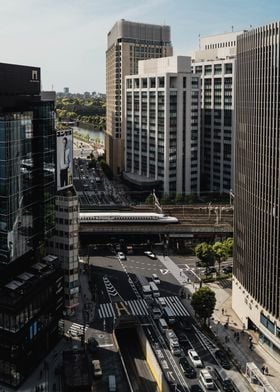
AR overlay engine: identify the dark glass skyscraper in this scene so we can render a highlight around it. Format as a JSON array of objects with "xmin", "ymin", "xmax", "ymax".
[
  {"xmin": 232, "ymin": 22, "xmax": 280, "ymax": 360},
  {"xmin": 0, "ymin": 63, "xmax": 56, "ymax": 264},
  {"xmin": 0, "ymin": 63, "xmax": 63, "ymax": 388}
]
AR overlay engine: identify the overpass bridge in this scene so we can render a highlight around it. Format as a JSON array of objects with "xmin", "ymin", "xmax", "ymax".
[{"xmin": 79, "ymin": 204, "xmax": 233, "ymax": 244}]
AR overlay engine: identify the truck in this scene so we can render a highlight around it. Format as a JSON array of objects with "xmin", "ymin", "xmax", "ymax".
[
  {"xmin": 137, "ymin": 274, "xmax": 153, "ymax": 299},
  {"xmin": 165, "ymin": 329, "xmax": 181, "ymax": 356}
]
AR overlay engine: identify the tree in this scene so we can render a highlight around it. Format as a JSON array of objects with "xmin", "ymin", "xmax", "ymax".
[
  {"xmin": 213, "ymin": 241, "xmax": 229, "ymax": 274},
  {"xmin": 223, "ymin": 237, "xmax": 233, "ymax": 257},
  {"xmin": 145, "ymin": 194, "xmax": 154, "ymax": 205},
  {"xmin": 175, "ymin": 193, "xmax": 183, "ymax": 204},
  {"xmin": 191, "ymin": 287, "xmax": 216, "ymax": 325},
  {"xmin": 194, "ymin": 242, "xmax": 215, "ymax": 267}
]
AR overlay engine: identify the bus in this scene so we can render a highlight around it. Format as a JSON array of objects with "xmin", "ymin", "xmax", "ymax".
[{"xmin": 149, "ymin": 281, "xmax": 160, "ymax": 298}]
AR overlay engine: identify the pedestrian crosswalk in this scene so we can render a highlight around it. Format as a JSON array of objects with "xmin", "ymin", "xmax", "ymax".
[
  {"xmin": 98, "ymin": 302, "xmax": 116, "ymax": 319},
  {"xmin": 162, "ymin": 296, "xmax": 190, "ymax": 317},
  {"xmin": 59, "ymin": 320, "xmax": 89, "ymax": 337},
  {"xmin": 96, "ymin": 296, "xmax": 189, "ymax": 319}
]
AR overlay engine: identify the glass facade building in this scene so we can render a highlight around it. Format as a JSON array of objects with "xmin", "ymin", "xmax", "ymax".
[
  {"xmin": 0, "ymin": 103, "xmax": 56, "ymax": 264},
  {"xmin": 0, "ymin": 63, "xmax": 62, "ymax": 389}
]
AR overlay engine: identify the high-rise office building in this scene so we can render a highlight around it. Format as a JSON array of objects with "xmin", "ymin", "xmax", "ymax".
[
  {"xmin": 192, "ymin": 32, "xmax": 243, "ymax": 194},
  {"xmin": 232, "ymin": 22, "xmax": 280, "ymax": 360},
  {"xmin": 0, "ymin": 63, "xmax": 63, "ymax": 388},
  {"xmin": 106, "ymin": 19, "xmax": 173, "ymax": 175},
  {"xmin": 124, "ymin": 56, "xmax": 200, "ymax": 196}
]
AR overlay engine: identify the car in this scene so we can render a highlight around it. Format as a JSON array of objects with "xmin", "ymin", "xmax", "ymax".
[
  {"xmin": 200, "ymin": 369, "xmax": 215, "ymax": 389},
  {"xmin": 188, "ymin": 349, "xmax": 203, "ymax": 368},
  {"xmin": 152, "ymin": 273, "xmax": 160, "ymax": 284},
  {"xmin": 214, "ymin": 349, "xmax": 231, "ymax": 369},
  {"xmin": 144, "ymin": 251, "xmax": 157, "ymax": 259},
  {"xmin": 205, "ymin": 266, "xmax": 217, "ymax": 275},
  {"xmin": 222, "ymin": 266, "xmax": 233, "ymax": 274},
  {"xmin": 190, "ymin": 385, "xmax": 203, "ymax": 392},
  {"xmin": 92, "ymin": 359, "xmax": 102, "ymax": 379},
  {"xmin": 117, "ymin": 252, "xmax": 126, "ymax": 261},
  {"xmin": 157, "ymin": 297, "xmax": 167, "ymax": 307},
  {"xmin": 179, "ymin": 356, "xmax": 196, "ymax": 378}
]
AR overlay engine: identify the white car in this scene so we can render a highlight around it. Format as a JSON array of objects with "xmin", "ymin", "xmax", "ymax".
[
  {"xmin": 144, "ymin": 251, "xmax": 157, "ymax": 259},
  {"xmin": 117, "ymin": 252, "xmax": 126, "ymax": 261},
  {"xmin": 157, "ymin": 297, "xmax": 167, "ymax": 307},
  {"xmin": 152, "ymin": 274, "xmax": 160, "ymax": 284},
  {"xmin": 200, "ymin": 369, "xmax": 215, "ymax": 389},
  {"xmin": 188, "ymin": 349, "xmax": 203, "ymax": 368}
]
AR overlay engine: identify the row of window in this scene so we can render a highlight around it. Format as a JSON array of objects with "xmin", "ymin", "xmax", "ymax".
[{"xmin": 205, "ymin": 40, "xmax": 236, "ymax": 50}]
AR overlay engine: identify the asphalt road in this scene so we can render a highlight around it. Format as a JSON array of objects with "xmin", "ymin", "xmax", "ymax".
[{"xmin": 87, "ymin": 252, "xmax": 239, "ymax": 391}]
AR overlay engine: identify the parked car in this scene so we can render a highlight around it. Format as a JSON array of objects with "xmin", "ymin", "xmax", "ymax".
[
  {"xmin": 144, "ymin": 251, "xmax": 157, "ymax": 259},
  {"xmin": 190, "ymin": 385, "xmax": 203, "ymax": 392},
  {"xmin": 200, "ymin": 369, "xmax": 215, "ymax": 389},
  {"xmin": 222, "ymin": 266, "xmax": 233, "ymax": 274},
  {"xmin": 205, "ymin": 266, "xmax": 217, "ymax": 275},
  {"xmin": 179, "ymin": 356, "xmax": 196, "ymax": 379},
  {"xmin": 214, "ymin": 349, "xmax": 231, "ymax": 369},
  {"xmin": 117, "ymin": 252, "xmax": 126, "ymax": 261},
  {"xmin": 188, "ymin": 349, "xmax": 203, "ymax": 368}
]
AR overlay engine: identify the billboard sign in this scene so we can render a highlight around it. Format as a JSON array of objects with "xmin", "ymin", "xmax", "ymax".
[{"xmin": 57, "ymin": 129, "xmax": 73, "ymax": 191}]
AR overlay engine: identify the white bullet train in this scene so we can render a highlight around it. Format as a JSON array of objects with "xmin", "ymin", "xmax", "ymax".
[{"xmin": 79, "ymin": 212, "xmax": 178, "ymax": 224}]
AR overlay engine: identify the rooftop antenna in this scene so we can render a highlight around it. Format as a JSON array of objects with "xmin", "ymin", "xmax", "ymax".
[
  {"xmin": 198, "ymin": 33, "xmax": 201, "ymax": 50},
  {"xmin": 231, "ymin": 25, "xmax": 234, "ymax": 32}
]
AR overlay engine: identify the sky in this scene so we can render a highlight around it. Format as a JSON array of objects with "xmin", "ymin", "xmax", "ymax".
[{"xmin": 1, "ymin": 0, "xmax": 280, "ymax": 93}]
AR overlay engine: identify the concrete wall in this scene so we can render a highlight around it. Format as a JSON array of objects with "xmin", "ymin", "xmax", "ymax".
[{"xmin": 137, "ymin": 326, "xmax": 169, "ymax": 392}]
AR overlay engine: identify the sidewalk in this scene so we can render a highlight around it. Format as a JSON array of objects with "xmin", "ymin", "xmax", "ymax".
[
  {"xmin": 158, "ymin": 256, "xmax": 280, "ymax": 392},
  {"xmin": 208, "ymin": 282, "xmax": 280, "ymax": 392}
]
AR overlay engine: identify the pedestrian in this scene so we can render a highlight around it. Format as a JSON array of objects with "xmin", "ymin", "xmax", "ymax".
[
  {"xmin": 234, "ymin": 332, "xmax": 237, "ymax": 339},
  {"xmin": 237, "ymin": 332, "xmax": 240, "ymax": 342},
  {"xmin": 222, "ymin": 308, "xmax": 224, "ymax": 315},
  {"xmin": 261, "ymin": 365, "xmax": 265, "ymax": 374},
  {"xmin": 265, "ymin": 366, "xmax": 269, "ymax": 375}
]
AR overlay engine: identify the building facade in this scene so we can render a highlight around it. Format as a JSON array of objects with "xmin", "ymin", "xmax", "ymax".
[
  {"xmin": 47, "ymin": 187, "xmax": 80, "ymax": 314},
  {"xmin": 0, "ymin": 63, "xmax": 63, "ymax": 388},
  {"xmin": 192, "ymin": 32, "xmax": 243, "ymax": 194},
  {"xmin": 106, "ymin": 19, "xmax": 173, "ymax": 174},
  {"xmin": 124, "ymin": 56, "xmax": 200, "ymax": 196},
  {"xmin": 232, "ymin": 22, "xmax": 280, "ymax": 361}
]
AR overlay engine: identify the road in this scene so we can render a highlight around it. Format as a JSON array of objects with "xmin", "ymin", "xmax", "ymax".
[{"xmin": 87, "ymin": 251, "xmax": 240, "ymax": 391}]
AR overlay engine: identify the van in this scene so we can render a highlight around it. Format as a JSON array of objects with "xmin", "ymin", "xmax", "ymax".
[
  {"xmin": 200, "ymin": 369, "xmax": 215, "ymax": 390},
  {"xmin": 149, "ymin": 281, "xmax": 160, "ymax": 298},
  {"xmin": 214, "ymin": 368, "xmax": 235, "ymax": 391},
  {"xmin": 92, "ymin": 359, "xmax": 102, "ymax": 379},
  {"xmin": 158, "ymin": 318, "xmax": 168, "ymax": 333},
  {"xmin": 108, "ymin": 375, "xmax": 116, "ymax": 391},
  {"xmin": 163, "ymin": 306, "xmax": 176, "ymax": 324}
]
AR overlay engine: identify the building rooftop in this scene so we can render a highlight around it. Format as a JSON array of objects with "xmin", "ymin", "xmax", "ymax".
[
  {"xmin": 107, "ymin": 19, "xmax": 171, "ymax": 49},
  {"xmin": 137, "ymin": 55, "xmax": 191, "ymax": 75},
  {"xmin": 0, "ymin": 255, "xmax": 60, "ymax": 307},
  {"xmin": 63, "ymin": 350, "xmax": 89, "ymax": 390}
]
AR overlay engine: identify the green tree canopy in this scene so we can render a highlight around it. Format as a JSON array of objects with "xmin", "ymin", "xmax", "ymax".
[
  {"xmin": 194, "ymin": 242, "xmax": 215, "ymax": 267},
  {"xmin": 191, "ymin": 286, "xmax": 216, "ymax": 325},
  {"xmin": 145, "ymin": 194, "xmax": 154, "ymax": 205},
  {"xmin": 223, "ymin": 237, "xmax": 233, "ymax": 256},
  {"xmin": 213, "ymin": 241, "xmax": 229, "ymax": 274}
]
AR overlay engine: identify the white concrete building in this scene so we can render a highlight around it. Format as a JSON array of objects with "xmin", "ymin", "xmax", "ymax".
[
  {"xmin": 192, "ymin": 31, "xmax": 243, "ymax": 194},
  {"xmin": 124, "ymin": 56, "xmax": 200, "ymax": 196}
]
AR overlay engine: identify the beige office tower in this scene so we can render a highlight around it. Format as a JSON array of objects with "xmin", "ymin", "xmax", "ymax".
[{"xmin": 106, "ymin": 19, "xmax": 173, "ymax": 174}]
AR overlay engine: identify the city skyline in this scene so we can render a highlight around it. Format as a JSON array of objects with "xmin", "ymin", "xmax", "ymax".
[{"xmin": 1, "ymin": 0, "xmax": 280, "ymax": 92}]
